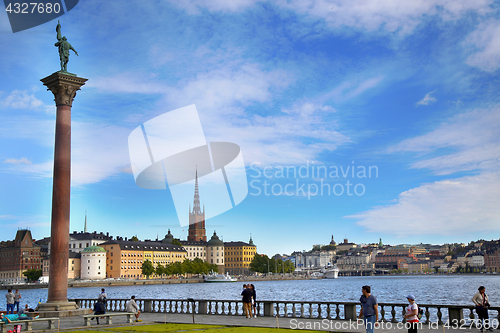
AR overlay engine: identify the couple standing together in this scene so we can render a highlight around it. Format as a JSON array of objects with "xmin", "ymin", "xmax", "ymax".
[
  {"xmin": 358, "ymin": 285, "xmax": 420, "ymax": 333},
  {"xmin": 241, "ymin": 284, "xmax": 257, "ymax": 319}
]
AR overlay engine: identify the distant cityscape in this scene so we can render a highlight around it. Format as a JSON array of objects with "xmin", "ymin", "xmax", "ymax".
[{"xmin": 1, "ymin": 172, "xmax": 500, "ymax": 284}]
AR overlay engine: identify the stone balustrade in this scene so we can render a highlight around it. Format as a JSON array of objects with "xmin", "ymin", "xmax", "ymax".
[{"xmin": 70, "ymin": 298, "xmax": 500, "ymax": 327}]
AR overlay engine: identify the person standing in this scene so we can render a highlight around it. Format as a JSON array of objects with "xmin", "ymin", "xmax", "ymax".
[
  {"xmin": 241, "ymin": 285, "xmax": 253, "ymax": 319},
  {"xmin": 98, "ymin": 288, "xmax": 107, "ymax": 303},
  {"xmin": 14, "ymin": 289, "xmax": 21, "ymax": 314},
  {"xmin": 472, "ymin": 286, "xmax": 493, "ymax": 332},
  {"xmin": 404, "ymin": 295, "xmax": 419, "ymax": 333},
  {"xmin": 5, "ymin": 289, "xmax": 15, "ymax": 314},
  {"xmin": 126, "ymin": 296, "xmax": 142, "ymax": 322},
  {"xmin": 250, "ymin": 284, "xmax": 257, "ymax": 318},
  {"xmin": 358, "ymin": 285, "xmax": 379, "ymax": 333}
]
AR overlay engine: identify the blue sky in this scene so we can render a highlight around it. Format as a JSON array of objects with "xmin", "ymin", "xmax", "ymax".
[{"xmin": 1, "ymin": 0, "xmax": 500, "ymax": 256}]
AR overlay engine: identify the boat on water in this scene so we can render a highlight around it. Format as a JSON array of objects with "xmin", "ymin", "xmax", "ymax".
[
  {"xmin": 204, "ymin": 273, "xmax": 237, "ymax": 283},
  {"xmin": 321, "ymin": 266, "xmax": 339, "ymax": 279}
]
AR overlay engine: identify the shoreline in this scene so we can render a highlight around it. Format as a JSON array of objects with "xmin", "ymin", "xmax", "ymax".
[{"xmin": 1, "ymin": 272, "xmax": 489, "ymax": 290}]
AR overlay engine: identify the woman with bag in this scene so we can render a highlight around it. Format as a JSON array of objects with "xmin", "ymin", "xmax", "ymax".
[
  {"xmin": 472, "ymin": 286, "xmax": 493, "ymax": 332},
  {"xmin": 403, "ymin": 295, "xmax": 419, "ymax": 333}
]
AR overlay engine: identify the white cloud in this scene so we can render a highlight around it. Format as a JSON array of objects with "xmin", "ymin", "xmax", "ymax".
[
  {"xmin": 389, "ymin": 107, "xmax": 500, "ymax": 174},
  {"xmin": 0, "ymin": 90, "xmax": 44, "ymax": 110},
  {"xmin": 0, "ymin": 120, "xmax": 133, "ymax": 186},
  {"xmin": 168, "ymin": 0, "xmax": 262, "ymax": 14},
  {"xmin": 3, "ymin": 157, "xmax": 32, "ymax": 165},
  {"xmin": 275, "ymin": 0, "xmax": 492, "ymax": 35},
  {"xmin": 464, "ymin": 20, "xmax": 500, "ymax": 72},
  {"xmin": 351, "ymin": 105, "xmax": 500, "ymax": 237},
  {"xmin": 348, "ymin": 171, "xmax": 500, "ymax": 236},
  {"xmin": 416, "ymin": 90, "xmax": 437, "ymax": 106}
]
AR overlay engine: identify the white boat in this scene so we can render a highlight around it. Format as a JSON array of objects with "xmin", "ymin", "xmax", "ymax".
[
  {"xmin": 204, "ymin": 273, "xmax": 237, "ymax": 283},
  {"xmin": 322, "ymin": 266, "xmax": 339, "ymax": 279}
]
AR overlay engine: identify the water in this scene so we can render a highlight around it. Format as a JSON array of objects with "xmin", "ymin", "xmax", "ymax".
[{"xmin": 3, "ymin": 275, "xmax": 499, "ymax": 311}]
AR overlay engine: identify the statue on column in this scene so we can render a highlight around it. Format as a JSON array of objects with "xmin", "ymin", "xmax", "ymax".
[{"xmin": 55, "ymin": 21, "xmax": 78, "ymax": 73}]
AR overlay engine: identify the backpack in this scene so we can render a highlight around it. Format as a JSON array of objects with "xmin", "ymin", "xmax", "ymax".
[{"xmin": 417, "ymin": 306, "xmax": 424, "ymax": 319}]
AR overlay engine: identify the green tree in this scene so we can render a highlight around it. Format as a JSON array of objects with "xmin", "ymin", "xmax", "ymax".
[
  {"xmin": 155, "ymin": 263, "xmax": 165, "ymax": 277},
  {"xmin": 130, "ymin": 236, "xmax": 139, "ymax": 241},
  {"xmin": 172, "ymin": 239, "xmax": 182, "ymax": 246},
  {"xmin": 171, "ymin": 262, "xmax": 184, "ymax": 276},
  {"xmin": 249, "ymin": 254, "xmax": 269, "ymax": 273},
  {"xmin": 182, "ymin": 258, "xmax": 194, "ymax": 276},
  {"xmin": 141, "ymin": 260, "xmax": 155, "ymax": 279},
  {"xmin": 23, "ymin": 269, "xmax": 42, "ymax": 282}
]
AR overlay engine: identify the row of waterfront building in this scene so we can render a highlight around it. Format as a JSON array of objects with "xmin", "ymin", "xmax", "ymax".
[
  {"xmin": 279, "ymin": 236, "xmax": 500, "ymax": 273},
  {"xmin": 0, "ymin": 173, "xmax": 256, "ymax": 284}
]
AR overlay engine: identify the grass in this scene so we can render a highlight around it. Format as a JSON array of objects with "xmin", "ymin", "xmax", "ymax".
[{"xmin": 66, "ymin": 323, "xmax": 325, "ymax": 332}]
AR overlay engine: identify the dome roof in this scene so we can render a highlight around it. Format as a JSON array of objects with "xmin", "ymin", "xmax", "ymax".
[
  {"xmin": 82, "ymin": 245, "xmax": 106, "ymax": 253},
  {"xmin": 162, "ymin": 229, "xmax": 174, "ymax": 243},
  {"xmin": 207, "ymin": 231, "xmax": 224, "ymax": 246}
]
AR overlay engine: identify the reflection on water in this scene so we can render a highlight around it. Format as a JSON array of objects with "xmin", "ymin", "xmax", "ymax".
[{"xmin": 3, "ymin": 275, "xmax": 499, "ymax": 311}]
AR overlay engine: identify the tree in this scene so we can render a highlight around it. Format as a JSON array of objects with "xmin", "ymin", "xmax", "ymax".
[
  {"xmin": 155, "ymin": 263, "xmax": 165, "ymax": 277},
  {"xmin": 23, "ymin": 269, "xmax": 42, "ymax": 282},
  {"xmin": 249, "ymin": 254, "xmax": 269, "ymax": 273},
  {"xmin": 141, "ymin": 260, "xmax": 155, "ymax": 279},
  {"xmin": 130, "ymin": 236, "xmax": 139, "ymax": 241},
  {"xmin": 172, "ymin": 239, "xmax": 182, "ymax": 246}
]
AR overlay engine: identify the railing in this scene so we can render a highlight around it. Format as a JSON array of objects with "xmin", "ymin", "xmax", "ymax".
[{"xmin": 70, "ymin": 298, "xmax": 500, "ymax": 326}]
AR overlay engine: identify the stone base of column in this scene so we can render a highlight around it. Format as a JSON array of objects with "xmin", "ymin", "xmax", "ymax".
[{"xmin": 37, "ymin": 301, "xmax": 92, "ymax": 318}]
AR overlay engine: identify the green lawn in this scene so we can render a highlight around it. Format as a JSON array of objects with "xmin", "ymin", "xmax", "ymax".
[{"xmin": 66, "ymin": 323, "xmax": 325, "ymax": 332}]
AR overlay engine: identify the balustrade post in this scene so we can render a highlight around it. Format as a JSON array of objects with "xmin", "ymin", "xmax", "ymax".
[
  {"xmin": 344, "ymin": 303, "xmax": 357, "ymax": 320},
  {"xmin": 264, "ymin": 302, "xmax": 275, "ymax": 317},
  {"xmin": 380, "ymin": 305, "xmax": 385, "ymax": 322},
  {"xmin": 143, "ymin": 300, "xmax": 152, "ymax": 313},
  {"xmin": 198, "ymin": 301, "xmax": 208, "ymax": 315},
  {"xmin": 424, "ymin": 307, "xmax": 430, "ymax": 324},
  {"xmin": 448, "ymin": 306, "xmax": 463, "ymax": 324},
  {"xmin": 335, "ymin": 304, "xmax": 340, "ymax": 320},
  {"xmin": 469, "ymin": 308, "xmax": 476, "ymax": 327}
]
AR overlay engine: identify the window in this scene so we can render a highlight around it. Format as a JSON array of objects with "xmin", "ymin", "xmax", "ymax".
[
  {"xmin": 72, "ymin": 260, "xmax": 74, "ymax": 264},
  {"xmin": 111, "ymin": 266, "xmax": 113, "ymax": 270},
  {"xmin": 111, "ymin": 260, "xmax": 113, "ymax": 264},
  {"xmin": 88, "ymin": 260, "xmax": 90, "ymax": 263}
]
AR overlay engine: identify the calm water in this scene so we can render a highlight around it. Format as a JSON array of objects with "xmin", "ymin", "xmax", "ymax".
[{"xmin": 2, "ymin": 275, "xmax": 499, "ymax": 311}]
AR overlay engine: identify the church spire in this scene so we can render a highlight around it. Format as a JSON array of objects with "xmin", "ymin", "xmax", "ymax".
[
  {"xmin": 193, "ymin": 167, "xmax": 201, "ymax": 214},
  {"xmin": 84, "ymin": 209, "xmax": 87, "ymax": 233}
]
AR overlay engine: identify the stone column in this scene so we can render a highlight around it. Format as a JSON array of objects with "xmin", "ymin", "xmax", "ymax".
[{"xmin": 39, "ymin": 72, "xmax": 87, "ymax": 313}]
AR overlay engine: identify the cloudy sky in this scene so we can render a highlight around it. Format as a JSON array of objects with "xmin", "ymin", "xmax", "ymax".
[{"xmin": 1, "ymin": 0, "xmax": 499, "ymax": 256}]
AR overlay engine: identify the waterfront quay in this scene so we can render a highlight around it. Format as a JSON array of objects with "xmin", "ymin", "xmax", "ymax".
[
  {"xmin": 10, "ymin": 300, "xmax": 492, "ymax": 333},
  {"xmin": 71, "ymin": 297, "xmax": 500, "ymax": 329},
  {"xmin": 10, "ymin": 306, "xmax": 492, "ymax": 333}
]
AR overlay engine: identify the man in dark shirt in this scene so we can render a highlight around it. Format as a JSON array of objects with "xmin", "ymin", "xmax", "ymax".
[
  {"xmin": 358, "ymin": 285, "xmax": 379, "ymax": 333},
  {"xmin": 241, "ymin": 285, "xmax": 253, "ymax": 319}
]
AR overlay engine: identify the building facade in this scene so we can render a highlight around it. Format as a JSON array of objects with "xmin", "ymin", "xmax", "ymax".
[
  {"xmin": 224, "ymin": 238, "xmax": 257, "ymax": 275},
  {"xmin": 81, "ymin": 246, "xmax": 106, "ymax": 279},
  {"xmin": 0, "ymin": 230, "xmax": 41, "ymax": 283},
  {"xmin": 100, "ymin": 238, "xmax": 187, "ymax": 279}
]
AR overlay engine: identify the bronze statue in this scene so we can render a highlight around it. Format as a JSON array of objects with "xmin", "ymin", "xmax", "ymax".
[{"xmin": 55, "ymin": 21, "xmax": 78, "ymax": 73}]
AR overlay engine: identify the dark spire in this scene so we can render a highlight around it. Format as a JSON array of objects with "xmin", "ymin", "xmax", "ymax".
[
  {"xmin": 192, "ymin": 167, "xmax": 201, "ymax": 214},
  {"xmin": 84, "ymin": 209, "xmax": 87, "ymax": 233}
]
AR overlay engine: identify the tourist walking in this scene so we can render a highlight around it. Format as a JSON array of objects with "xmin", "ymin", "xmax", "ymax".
[
  {"xmin": 241, "ymin": 285, "xmax": 253, "ymax": 319},
  {"xmin": 126, "ymin": 296, "xmax": 142, "ymax": 322},
  {"xmin": 403, "ymin": 295, "xmax": 419, "ymax": 333},
  {"xmin": 5, "ymin": 289, "xmax": 15, "ymax": 314},
  {"xmin": 250, "ymin": 284, "xmax": 257, "ymax": 318},
  {"xmin": 358, "ymin": 285, "xmax": 379, "ymax": 333},
  {"xmin": 472, "ymin": 286, "xmax": 493, "ymax": 332},
  {"xmin": 14, "ymin": 289, "xmax": 21, "ymax": 314}
]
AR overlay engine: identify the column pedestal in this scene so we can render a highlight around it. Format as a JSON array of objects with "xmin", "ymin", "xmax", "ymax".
[{"xmin": 40, "ymin": 71, "xmax": 88, "ymax": 317}]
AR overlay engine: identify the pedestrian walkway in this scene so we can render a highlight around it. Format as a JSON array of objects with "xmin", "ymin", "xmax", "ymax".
[{"xmin": 20, "ymin": 313, "xmax": 486, "ymax": 332}]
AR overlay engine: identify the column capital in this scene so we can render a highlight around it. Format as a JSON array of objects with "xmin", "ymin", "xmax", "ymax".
[{"xmin": 41, "ymin": 72, "xmax": 88, "ymax": 107}]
